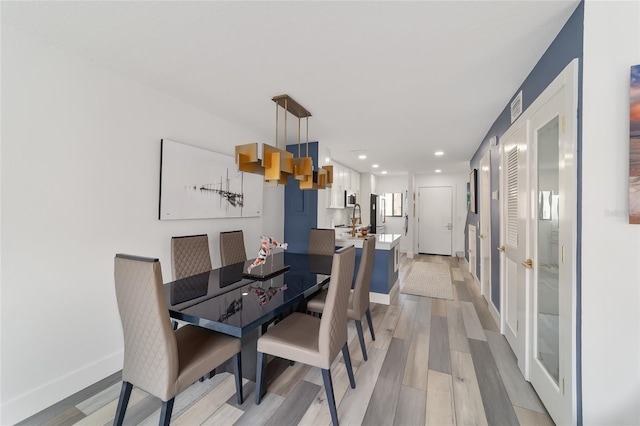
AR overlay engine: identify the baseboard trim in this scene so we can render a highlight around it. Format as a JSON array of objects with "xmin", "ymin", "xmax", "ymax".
[
  {"xmin": 2, "ymin": 351, "xmax": 123, "ymax": 425},
  {"xmin": 370, "ymin": 279, "xmax": 399, "ymax": 305},
  {"xmin": 488, "ymin": 299, "xmax": 501, "ymax": 330}
]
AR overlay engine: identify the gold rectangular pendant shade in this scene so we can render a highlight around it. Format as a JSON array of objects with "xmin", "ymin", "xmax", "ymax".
[
  {"xmin": 299, "ymin": 168, "xmax": 329, "ymax": 190},
  {"xmin": 236, "ymin": 143, "xmax": 265, "ymax": 175},
  {"xmin": 321, "ymin": 165, "xmax": 333, "ymax": 187},
  {"xmin": 293, "ymin": 157, "xmax": 313, "ymax": 180},
  {"xmin": 315, "ymin": 168, "xmax": 328, "ymax": 189},
  {"xmin": 262, "ymin": 144, "xmax": 293, "ymax": 182},
  {"xmin": 299, "ymin": 173, "xmax": 314, "ymax": 190}
]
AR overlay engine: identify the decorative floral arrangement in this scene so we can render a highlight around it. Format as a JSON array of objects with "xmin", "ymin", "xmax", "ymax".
[{"xmin": 247, "ymin": 235, "xmax": 288, "ymax": 272}]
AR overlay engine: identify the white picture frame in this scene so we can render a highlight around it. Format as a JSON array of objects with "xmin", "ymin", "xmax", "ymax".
[{"xmin": 159, "ymin": 139, "xmax": 263, "ymax": 220}]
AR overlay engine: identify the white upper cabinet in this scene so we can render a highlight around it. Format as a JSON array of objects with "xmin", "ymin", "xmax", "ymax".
[
  {"xmin": 328, "ymin": 163, "xmax": 345, "ymax": 208},
  {"xmin": 350, "ymin": 170, "xmax": 360, "ymax": 193}
]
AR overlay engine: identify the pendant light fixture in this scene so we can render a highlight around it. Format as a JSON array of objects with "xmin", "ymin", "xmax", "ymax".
[{"xmin": 235, "ymin": 94, "xmax": 333, "ymax": 190}]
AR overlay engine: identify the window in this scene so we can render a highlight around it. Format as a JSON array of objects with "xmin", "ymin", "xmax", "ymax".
[{"xmin": 384, "ymin": 192, "xmax": 403, "ymax": 217}]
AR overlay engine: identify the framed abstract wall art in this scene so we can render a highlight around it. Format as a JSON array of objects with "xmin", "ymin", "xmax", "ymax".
[
  {"xmin": 469, "ymin": 168, "xmax": 478, "ymax": 214},
  {"xmin": 629, "ymin": 65, "xmax": 640, "ymax": 224},
  {"xmin": 159, "ymin": 139, "xmax": 263, "ymax": 220}
]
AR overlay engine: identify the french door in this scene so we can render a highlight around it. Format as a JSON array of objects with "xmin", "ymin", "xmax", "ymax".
[{"xmin": 527, "ymin": 61, "xmax": 577, "ymax": 426}]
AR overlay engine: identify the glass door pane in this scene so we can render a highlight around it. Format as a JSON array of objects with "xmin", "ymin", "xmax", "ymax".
[{"xmin": 536, "ymin": 116, "xmax": 560, "ymax": 384}]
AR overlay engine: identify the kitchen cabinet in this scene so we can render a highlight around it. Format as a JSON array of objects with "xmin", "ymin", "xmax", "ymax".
[
  {"xmin": 326, "ymin": 162, "xmax": 360, "ymax": 209},
  {"xmin": 350, "ymin": 170, "xmax": 360, "ymax": 193},
  {"xmin": 328, "ymin": 163, "xmax": 345, "ymax": 208}
]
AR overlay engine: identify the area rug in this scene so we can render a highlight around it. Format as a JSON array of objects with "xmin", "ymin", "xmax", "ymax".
[{"xmin": 401, "ymin": 262, "xmax": 453, "ymax": 300}]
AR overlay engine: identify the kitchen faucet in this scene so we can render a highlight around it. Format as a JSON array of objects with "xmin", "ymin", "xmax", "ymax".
[{"xmin": 351, "ymin": 203, "xmax": 362, "ymax": 237}]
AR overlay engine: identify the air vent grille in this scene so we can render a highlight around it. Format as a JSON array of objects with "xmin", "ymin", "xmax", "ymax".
[{"xmin": 510, "ymin": 91, "xmax": 523, "ymax": 123}]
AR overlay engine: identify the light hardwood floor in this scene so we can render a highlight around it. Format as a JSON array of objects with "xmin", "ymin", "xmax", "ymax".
[{"xmin": 19, "ymin": 254, "xmax": 554, "ymax": 426}]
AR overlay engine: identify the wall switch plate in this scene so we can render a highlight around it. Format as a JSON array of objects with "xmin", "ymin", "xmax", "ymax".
[{"xmin": 492, "ymin": 190, "xmax": 499, "ymax": 200}]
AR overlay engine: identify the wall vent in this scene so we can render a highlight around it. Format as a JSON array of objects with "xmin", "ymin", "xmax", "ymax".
[{"xmin": 510, "ymin": 91, "xmax": 523, "ymax": 123}]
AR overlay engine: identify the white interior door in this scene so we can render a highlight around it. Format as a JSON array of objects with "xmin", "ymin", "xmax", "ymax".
[
  {"xmin": 479, "ymin": 152, "xmax": 492, "ymax": 299},
  {"xmin": 468, "ymin": 225, "xmax": 476, "ymax": 278},
  {"xmin": 418, "ymin": 186, "xmax": 452, "ymax": 255},
  {"xmin": 500, "ymin": 121, "xmax": 529, "ymax": 376},
  {"xmin": 527, "ymin": 60, "xmax": 577, "ymax": 426}
]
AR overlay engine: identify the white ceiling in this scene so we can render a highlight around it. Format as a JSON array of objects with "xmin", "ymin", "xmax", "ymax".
[{"xmin": 2, "ymin": 0, "xmax": 580, "ymax": 176}]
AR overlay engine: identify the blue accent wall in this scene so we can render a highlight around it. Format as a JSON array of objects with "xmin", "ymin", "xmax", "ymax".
[{"xmin": 284, "ymin": 142, "xmax": 319, "ymax": 253}]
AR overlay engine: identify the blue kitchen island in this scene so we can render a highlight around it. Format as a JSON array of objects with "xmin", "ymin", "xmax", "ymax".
[{"xmin": 335, "ymin": 233, "xmax": 402, "ymax": 305}]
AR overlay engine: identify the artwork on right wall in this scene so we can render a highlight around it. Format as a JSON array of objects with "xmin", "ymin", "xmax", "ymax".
[
  {"xmin": 469, "ymin": 169, "xmax": 477, "ymax": 214},
  {"xmin": 629, "ymin": 64, "xmax": 640, "ymax": 224}
]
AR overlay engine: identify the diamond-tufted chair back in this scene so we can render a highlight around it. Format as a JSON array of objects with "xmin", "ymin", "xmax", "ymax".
[
  {"xmin": 352, "ymin": 236, "xmax": 376, "ymax": 317},
  {"xmin": 318, "ymin": 245, "xmax": 355, "ymax": 367},
  {"xmin": 219, "ymin": 230, "xmax": 247, "ymax": 267},
  {"xmin": 114, "ymin": 254, "xmax": 179, "ymax": 401},
  {"xmin": 171, "ymin": 234, "xmax": 212, "ymax": 280},
  {"xmin": 308, "ymin": 228, "xmax": 336, "ymax": 256}
]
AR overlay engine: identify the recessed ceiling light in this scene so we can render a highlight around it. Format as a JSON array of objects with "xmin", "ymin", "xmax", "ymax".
[
  {"xmin": 372, "ymin": 164, "xmax": 379, "ymax": 168},
  {"xmin": 358, "ymin": 154, "xmax": 367, "ymax": 159},
  {"xmin": 435, "ymin": 169, "xmax": 442, "ymax": 173},
  {"xmin": 434, "ymin": 151, "xmax": 444, "ymax": 156},
  {"xmin": 381, "ymin": 170, "xmax": 388, "ymax": 174}
]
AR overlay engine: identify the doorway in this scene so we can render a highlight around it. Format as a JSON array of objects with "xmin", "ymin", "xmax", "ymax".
[
  {"xmin": 499, "ymin": 120, "xmax": 529, "ymax": 375},
  {"xmin": 418, "ymin": 186, "xmax": 452, "ymax": 255}
]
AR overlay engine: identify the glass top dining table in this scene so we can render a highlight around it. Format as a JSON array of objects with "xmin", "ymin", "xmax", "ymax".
[{"xmin": 165, "ymin": 251, "xmax": 334, "ymax": 337}]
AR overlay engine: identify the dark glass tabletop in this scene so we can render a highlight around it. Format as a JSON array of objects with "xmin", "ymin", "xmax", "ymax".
[{"xmin": 165, "ymin": 252, "xmax": 333, "ymax": 337}]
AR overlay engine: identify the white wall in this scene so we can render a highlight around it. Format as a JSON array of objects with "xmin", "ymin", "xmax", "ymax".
[
  {"xmin": 582, "ymin": 1, "xmax": 640, "ymax": 424},
  {"xmin": 414, "ymin": 173, "xmax": 468, "ymax": 256},
  {"xmin": 0, "ymin": 28, "xmax": 284, "ymax": 424}
]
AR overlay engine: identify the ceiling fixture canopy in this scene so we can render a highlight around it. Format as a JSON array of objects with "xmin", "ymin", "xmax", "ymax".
[{"xmin": 235, "ymin": 94, "xmax": 333, "ymax": 190}]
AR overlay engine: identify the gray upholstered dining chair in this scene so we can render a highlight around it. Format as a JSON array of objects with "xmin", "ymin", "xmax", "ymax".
[
  {"xmin": 219, "ymin": 230, "xmax": 247, "ymax": 266},
  {"xmin": 307, "ymin": 236, "xmax": 376, "ymax": 361},
  {"xmin": 113, "ymin": 254, "xmax": 243, "ymax": 426},
  {"xmin": 170, "ymin": 234, "xmax": 212, "ymax": 280},
  {"xmin": 308, "ymin": 228, "xmax": 336, "ymax": 255},
  {"xmin": 255, "ymin": 246, "xmax": 356, "ymax": 426}
]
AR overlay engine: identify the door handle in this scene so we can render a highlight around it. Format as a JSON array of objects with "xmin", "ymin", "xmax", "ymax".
[
  {"xmin": 521, "ymin": 258, "xmax": 533, "ymax": 269},
  {"xmin": 479, "ymin": 234, "xmax": 485, "ymax": 239},
  {"xmin": 445, "ymin": 223, "xmax": 452, "ymax": 230},
  {"xmin": 497, "ymin": 245, "xmax": 506, "ymax": 252}
]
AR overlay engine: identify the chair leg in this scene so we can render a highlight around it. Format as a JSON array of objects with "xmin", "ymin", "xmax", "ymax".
[
  {"xmin": 113, "ymin": 381, "xmax": 132, "ymax": 426},
  {"xmin": 255, "ymin": 351, "xmax": 267, "ymax": 405},
  {"xmin": 354, "ymin": 320, "xmax": 368, "ymax": 361},
  {"xmin": 233, "ymin": 352, "xmax": 243, "ymax": 404},
  {"xmin": 321, "ymin": 369, "xmax": 339, "ymax": 426},
  {"xmin": 159, "ymin": 398, "xmax": 174, "ymax": 426},
  {"xmin": 365, "ymin": 308, "xmax": 376, "ymax": 341},
  {"xmin": 341, "ymin": 343, "xmax": 356, "ymax": 389}
]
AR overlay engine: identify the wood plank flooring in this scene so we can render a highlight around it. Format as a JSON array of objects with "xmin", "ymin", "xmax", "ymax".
[{"xmin": 18, "ymin": 254, "xmax": 554, "ymax": 426}]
